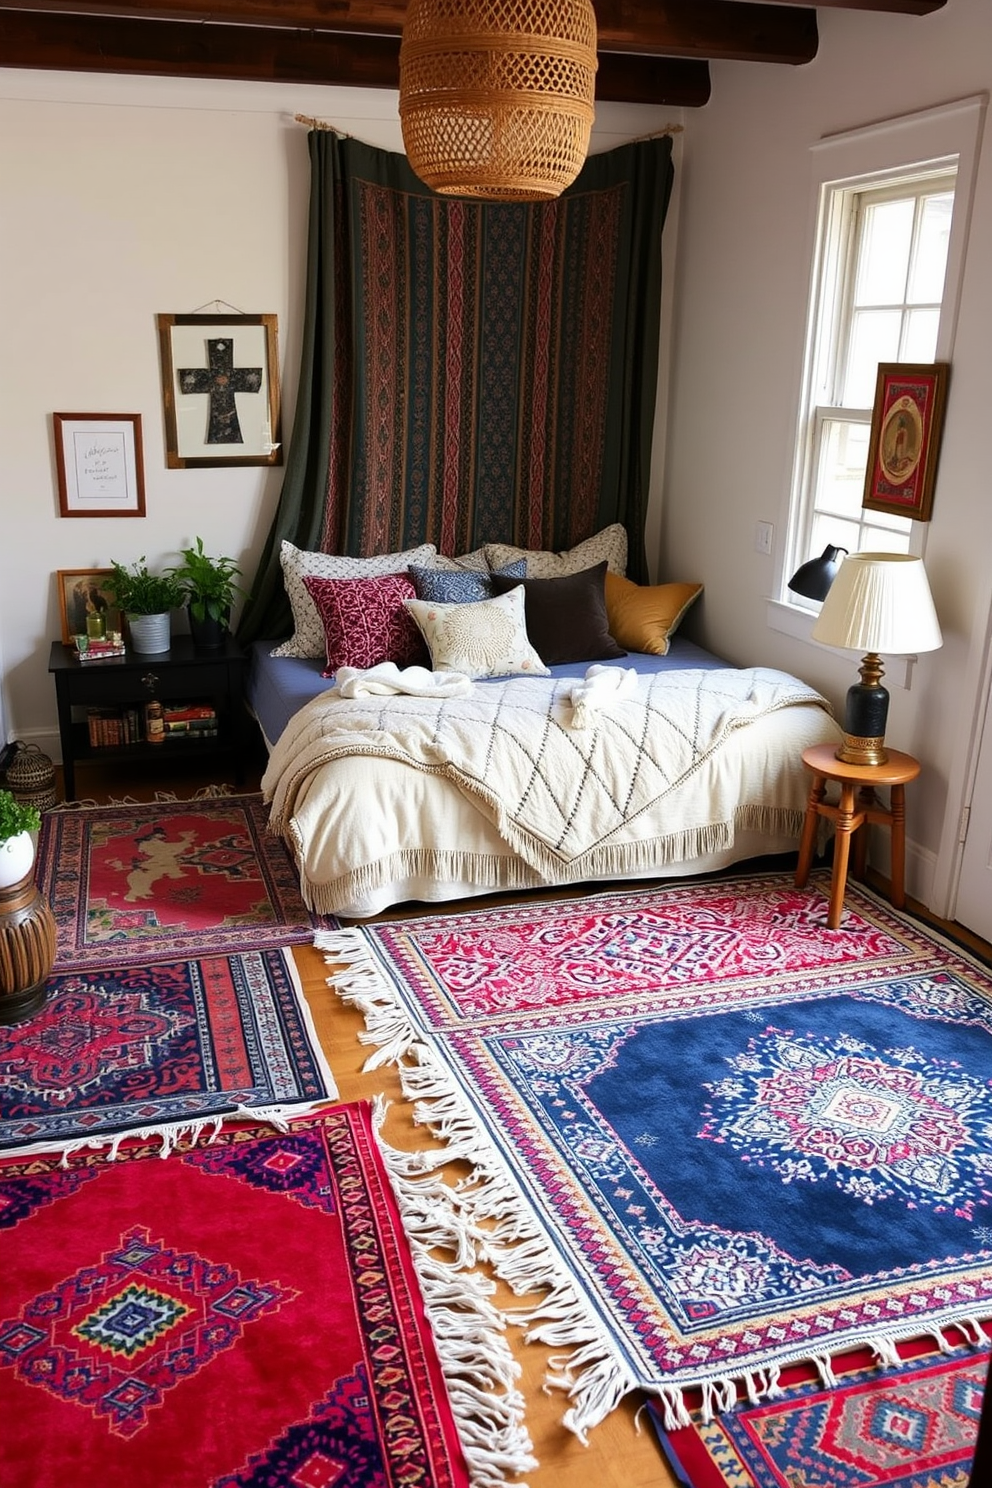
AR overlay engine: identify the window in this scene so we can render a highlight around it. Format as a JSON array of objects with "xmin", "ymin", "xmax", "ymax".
[
  {"xmin": 796, "ymin": 170, "xmax": 954, "ymax": 582},
  {"xmin": 775, "ymin": 98, "xmax": 985, "ymax": 625}
]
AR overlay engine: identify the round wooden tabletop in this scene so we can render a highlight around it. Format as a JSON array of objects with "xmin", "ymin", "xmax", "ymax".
[{"xmin": 801, "ymin": 743, "xmax": 921, "ymax": 788}]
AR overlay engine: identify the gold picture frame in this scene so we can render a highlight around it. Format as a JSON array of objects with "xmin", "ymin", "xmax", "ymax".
[
  {"xmin": 53, "ymin": 413, "xmax": 145, "ymax": 518},
  {"xmin": 157, "ymin": 313, "xmax": 282, "ymax": 469},
  {"xmin": 56, "ymin": 568, "xmax": 121, "ymax": 646}
]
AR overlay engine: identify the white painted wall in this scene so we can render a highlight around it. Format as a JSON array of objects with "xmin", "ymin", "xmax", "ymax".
[
  {"xmin": 662, "ymin": 0, "xmax": 992, "ymax": 917},
  {"xmin": 0, "ymin": 67, "xmax": 676, "ymax": 756}
]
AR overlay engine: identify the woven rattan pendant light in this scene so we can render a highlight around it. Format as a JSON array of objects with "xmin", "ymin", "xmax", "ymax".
[{"xmin": 399, "ymin": 0, "xmax": 598, "ymax": 202}]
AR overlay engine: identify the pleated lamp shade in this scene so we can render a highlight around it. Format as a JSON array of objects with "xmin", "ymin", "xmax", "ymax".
[
  {"xmin": 399, "ymin": 0, "xmax": 598, "ymax": 202},
  {"xmin": 811, "ymin": 553, "xmax": 942, "ymax": 657}
]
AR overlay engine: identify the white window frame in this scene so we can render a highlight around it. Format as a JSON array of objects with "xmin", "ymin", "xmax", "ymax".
[{"xmin": 767, "ymin": 96, "xmax": 986, "ymax": 651}]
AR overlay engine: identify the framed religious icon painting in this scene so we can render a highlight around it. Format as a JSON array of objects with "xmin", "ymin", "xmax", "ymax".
[
  {"xmin": 56, "ymin": 569, "xmax": 120, "ymax": 645},
  {"xmin": 862, "ymin": 362, "xmax": 949, "ymax": 522},
  {"xmin": 157, "ymin": 313, "xmax": 282, "ymax": 469},
  {"xmin": 53, "ymin": 413, "xmax": 146, "ymax": 517}
]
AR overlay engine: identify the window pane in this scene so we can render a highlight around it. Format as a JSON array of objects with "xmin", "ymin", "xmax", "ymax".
[
  {"xmin": 908, "ymin": 192, "xmax": 953, "ymax": 303},
  {"xmin": 901, "ymin": 307, "xmax": 939, "ymax": 361},
  {"xmin": 860, "ymin": 521, "xmax": 911, "ymax": 554},
  {"xmin": 843, "ymin": 310, "xmax": 902, "ymax": 405},
  {"xmin": 815, "ymin": 419, "xmax": 870, "ymax": 518},
  {"xmin": 855, "ymin": 199, "xmax": 913, "ymax": 306},
  {"xmin": 810, "ymin": 512, "xmax": 861, "ymax": 559}
]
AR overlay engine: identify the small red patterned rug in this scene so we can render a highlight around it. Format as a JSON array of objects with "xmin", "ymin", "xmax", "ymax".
[
  {"xmin": 0, "ymin": 1105, "xmax": 495, "ymax": 1488},
  {"xmin": 36, "ymin": 794, "xmax": 332, "ymax": 971},
  {"xmin": 0, "ymin": 949, "xmax": 337, "ymax": 1157},
  {"xmin": 652, "ymin": 1338, "xmax": 989, "ymax": 1487}
]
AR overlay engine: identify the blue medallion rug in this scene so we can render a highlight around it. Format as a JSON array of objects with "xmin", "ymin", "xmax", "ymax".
[{"xmin": 317, "ymin": 870, "xmax": 992, "ymax": 1440}]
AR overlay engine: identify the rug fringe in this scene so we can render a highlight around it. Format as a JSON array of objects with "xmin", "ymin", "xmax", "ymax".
[
  {"xmin": 31, "ymin": 1102, "xmax": 336, "ymax": 1167},
  {"xmin": 371, "ymin": 1100, "xmax": 539, "ymax": 1488},
  {"xmin": 321, "ymin": 929, "xmax": 641, "ymax": 1451}
]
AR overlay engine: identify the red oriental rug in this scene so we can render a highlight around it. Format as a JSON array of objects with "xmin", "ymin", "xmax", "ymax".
[
  {"xmin": 652, "ymin": 1338, "xmax": 989, "ymax": 1488},
  {"xmin": 0, "ymin": 1105, "xmax": 492, "ymax": 1488},
  {"xmin": 36, "ymin": 794, "xmax": 333, "ymax": 971}
]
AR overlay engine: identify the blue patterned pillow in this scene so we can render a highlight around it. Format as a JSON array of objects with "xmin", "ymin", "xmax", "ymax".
[{"xmin": 409, "ymin": 559, "xmax": 526, "ymax": 604}]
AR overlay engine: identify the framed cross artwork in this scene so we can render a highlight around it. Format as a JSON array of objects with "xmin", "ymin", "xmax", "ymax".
[{"xmin": 156, "ymin": 313, "xmax": 283, "ymax": 469}]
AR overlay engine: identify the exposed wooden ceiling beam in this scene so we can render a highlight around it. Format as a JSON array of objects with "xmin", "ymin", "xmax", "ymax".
[
  {"xmin": 0, "ymin": 2, "xmax": 820, "ymax": 64},
  {"xmin": 0, "ymin": 9, "xmax": 713, "ymax": 105}
]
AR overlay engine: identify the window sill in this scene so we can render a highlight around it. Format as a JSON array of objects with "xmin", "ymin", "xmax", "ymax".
[{"xmin": 766, "ymin": 598, "xmax": 916, "ymax": 689}]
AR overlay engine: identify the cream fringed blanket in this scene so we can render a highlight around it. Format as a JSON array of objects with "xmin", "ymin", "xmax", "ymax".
[{"xmin": 263, "ymin": 667, "xmax": 837, "ymax": 905}]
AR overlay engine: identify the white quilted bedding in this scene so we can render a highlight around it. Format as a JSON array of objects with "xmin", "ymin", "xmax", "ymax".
[{"xmin": 262, "ymin": 666, "xmax": 841, "ymax": 918}]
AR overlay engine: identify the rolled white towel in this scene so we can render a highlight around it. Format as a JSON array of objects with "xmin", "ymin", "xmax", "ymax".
[
  {"xmin": 333, "ymin": 662, "xmax": 473, "ymax": 698},
  {"xmin": 566, "ymin": 663, "xmax": 638, "ymax": 728}
]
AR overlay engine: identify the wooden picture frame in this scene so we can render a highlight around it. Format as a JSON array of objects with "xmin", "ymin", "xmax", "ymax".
[
  {"xmin": 862, "ymin": 362, "xmax": 949, "ymax": 522},
  {"xmin": 157, "ymin": 313, "xmax": 282, "ymax": 469},
  {"xmin": 53, "ymin": 413, "xmax": 146, "ymax": 518},
  {"xmin": 56, "ymin": 568, "xmax": 121, "ymax": 645}
]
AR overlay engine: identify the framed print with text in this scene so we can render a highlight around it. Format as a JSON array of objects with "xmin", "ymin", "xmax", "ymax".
[
  {"xmin": 53, "ymin": 413, "xmax": 145, "ymax": 518},
  {"xmin": 862, "ymin": 362, "xmax": 949, "ymax": 522},
  {"xmin": 157, "ymin": 313, "xmax": 282, "ymax": 469}
]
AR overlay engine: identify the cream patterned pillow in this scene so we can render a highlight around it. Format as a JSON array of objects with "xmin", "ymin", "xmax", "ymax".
[
  {"xmin": 432, "ymin": 548, "xmax": 490, "ymax": 573},
  {"xmin": 404, "ymin": 586, "xmax": 549, "ymax": 680},
  {"xmin": 272, "ymin": 539, "xmax": 438, "ymax": 658},
  {"xmin": 484, "ymin": 523, "xmax": 627, "ymax": 579}
]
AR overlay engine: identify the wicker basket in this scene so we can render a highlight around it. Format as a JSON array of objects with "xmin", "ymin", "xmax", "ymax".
[
  {"xmin": 5, "ymin": 743, "xmax": 57, "ymax": 814},
  {"xmin": 399, "ymin": 0, "xmax": 597, "ymax": 201}
]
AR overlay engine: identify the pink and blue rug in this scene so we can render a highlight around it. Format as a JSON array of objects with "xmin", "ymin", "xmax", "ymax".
[
  {"xmin": 0, "ymin": 949, "xmax": 337, "ymax": 1157},
  {"xmin": 318, "ymin": 870, "xmax": 992, "ymax": 1437}
]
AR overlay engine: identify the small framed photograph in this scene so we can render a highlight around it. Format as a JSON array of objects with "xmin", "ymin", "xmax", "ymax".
[
  {"xmin": 862, "ymin": 362, "xmax": 949, "ymax": 522},
  {"xmin": 53, "ymin": 413, "xmax": 146, "ymax": 518},
  {"xmin": 56, "ymin": 569, "xmax": 121, "ymax": 645},
  {"xmin": 157, "ymin": 313, "xmax": 282, "ymax": 469}
]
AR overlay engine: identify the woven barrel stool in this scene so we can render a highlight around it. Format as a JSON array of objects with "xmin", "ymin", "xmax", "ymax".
[{"xmin": 0, "ymin": 867, "xmax": 57, "ymax": 1023}]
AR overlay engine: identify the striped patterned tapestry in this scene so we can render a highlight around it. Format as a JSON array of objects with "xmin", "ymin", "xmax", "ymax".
[{"xmin": 240, "ymin": 130, "xmax": 673, "ymax": 645}]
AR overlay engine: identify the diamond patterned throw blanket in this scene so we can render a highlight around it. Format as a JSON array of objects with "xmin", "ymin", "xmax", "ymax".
[{"xmin": 265, "ymin": 667, "xmax": 830, "ymax": 881}]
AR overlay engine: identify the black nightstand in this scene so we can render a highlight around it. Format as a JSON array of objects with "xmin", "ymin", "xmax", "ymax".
[{"xmin": 48, "ymin": 634, "xmax": 250, "ymax": 800}]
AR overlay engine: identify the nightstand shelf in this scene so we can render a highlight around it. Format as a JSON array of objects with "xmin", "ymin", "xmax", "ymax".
[{"xmin": 48, "ymin": 634, "xmax": 250, "ymax": 800}]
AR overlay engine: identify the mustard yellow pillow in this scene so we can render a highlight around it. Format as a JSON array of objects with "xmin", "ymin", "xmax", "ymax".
[{"xmin": 603, "ymin": 573, "xmax": 703, "ymax": 656}]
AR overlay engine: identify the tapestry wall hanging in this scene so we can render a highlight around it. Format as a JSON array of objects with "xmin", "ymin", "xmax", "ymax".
[{"xmin": 239, "ymin": 131, "xmax": 674, "ymax": 643}]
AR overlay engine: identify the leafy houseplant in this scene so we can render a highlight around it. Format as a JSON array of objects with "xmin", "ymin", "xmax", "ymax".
[
  {"xmin": 168, "ymin": 538, "xmax": 248, "ymax": 649},
  {"xmin": 0, "ymin": 790, "xmax": 41, "ymax": 842},
  {"xmin": 107, "ymin": 558, "xmax": 184, "ymax": 655}
]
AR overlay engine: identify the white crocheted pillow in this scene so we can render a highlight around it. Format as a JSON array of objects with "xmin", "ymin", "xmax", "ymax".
[
  {"xmin": 484, "ymin": 523, "xmax": 627, "ymax": 580},
  {"xmin": 404, "ymin": 586, "xmax": 549, "ymax": 680},
  {"xmin": 272, "ymin": 539, "xmax": 438, "ymax": 658}
]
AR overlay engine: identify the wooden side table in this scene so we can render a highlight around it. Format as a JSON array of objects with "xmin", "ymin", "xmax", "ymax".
[{"xmin": 795, "ymin": 743, "xmax": 921, "ymax": 929}]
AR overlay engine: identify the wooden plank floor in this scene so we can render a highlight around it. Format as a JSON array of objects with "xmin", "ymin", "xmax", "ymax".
[{"xmin": 50, "ymin": 757, "xmax": 991, "ymax": 1487}]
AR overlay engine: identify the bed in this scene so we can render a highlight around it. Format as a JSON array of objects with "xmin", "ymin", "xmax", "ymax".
[{"xmin": 249, "ymin": 630, "xmax": 842, "ymax": 920}]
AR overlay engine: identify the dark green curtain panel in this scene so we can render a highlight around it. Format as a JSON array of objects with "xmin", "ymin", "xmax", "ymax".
[{"xmin": 240, "ymin": 129, "xmax": 673, "ymax": 643}]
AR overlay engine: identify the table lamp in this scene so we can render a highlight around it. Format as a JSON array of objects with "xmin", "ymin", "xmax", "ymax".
[{"xmin": 811, "ymin": 552, "xmax": 942, "ymax": 767}]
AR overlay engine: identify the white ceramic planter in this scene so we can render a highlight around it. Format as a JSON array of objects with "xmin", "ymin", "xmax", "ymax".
[
  {"xmin": 0, "ymin": 830, "xmax": 35, "ymax": 889},
  {"xmin": 128, "ymin": 612, "xmax": 171, "ymax": 654}
]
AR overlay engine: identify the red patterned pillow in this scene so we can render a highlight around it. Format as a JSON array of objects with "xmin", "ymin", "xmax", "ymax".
[{"xmin": 302, "ymin": 572, "xmax": 428, "ymax": 676}]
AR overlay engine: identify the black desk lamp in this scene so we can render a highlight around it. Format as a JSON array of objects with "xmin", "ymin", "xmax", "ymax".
[{"xmin": 787, "ymin": 545, "xmax": 848, "ymax": 602}]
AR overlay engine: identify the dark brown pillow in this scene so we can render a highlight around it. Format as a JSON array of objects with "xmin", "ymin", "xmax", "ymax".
[{"xmin": 491, "ymin": 560, "xmax": 626, "ymax": 666}]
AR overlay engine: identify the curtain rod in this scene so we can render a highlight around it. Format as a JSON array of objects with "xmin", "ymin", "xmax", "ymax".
[{"xmin": 293, "ymin": 113, "xmax": 683, "ymax": 140}]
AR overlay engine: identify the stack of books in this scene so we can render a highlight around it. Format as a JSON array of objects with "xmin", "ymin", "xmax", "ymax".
[
  {"xmin": 161, "ymin": 703, "xmax": 218, "ymax": 738},
  {"xmin": 86, "ymin": 707, "xmax": 143, "ymax": 746},
  {"xmin": 75, "ymin": 633, "xmax": 126, "ymax": 662}
]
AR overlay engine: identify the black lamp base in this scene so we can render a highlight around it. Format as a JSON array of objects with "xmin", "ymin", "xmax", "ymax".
[{"xmin": 835, "ymin": 653, "xmax": 889, "ymax": 766}]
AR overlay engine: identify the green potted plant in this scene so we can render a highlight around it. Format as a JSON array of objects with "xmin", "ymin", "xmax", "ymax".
[
  {"xmin": 107, "ymin": 558, "xmax": 184, "ymax": 655},
  {"xmin": 0, "ymin": 789, "xmax": 41, "ymax": 889},
  {"xmin": 168, "ymin": 537, "xmax": 248, "ymax": 650}
]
